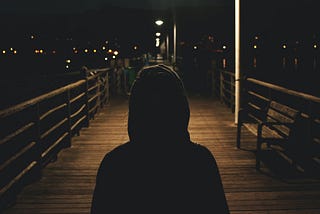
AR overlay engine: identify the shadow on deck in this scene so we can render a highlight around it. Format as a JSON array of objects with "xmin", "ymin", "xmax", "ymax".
[{"xmin": 3, "ymin": 96, "xmax": 320, "ymax": 214}]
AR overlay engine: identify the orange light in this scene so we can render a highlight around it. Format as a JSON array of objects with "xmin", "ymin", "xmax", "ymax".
[
  {"xmin": 108, "ymin": 49, "xmax": 113, "ymax": 53},
  {"xmin": 13, "ymin": 50, "xmax": 17, "ymax": 54}
]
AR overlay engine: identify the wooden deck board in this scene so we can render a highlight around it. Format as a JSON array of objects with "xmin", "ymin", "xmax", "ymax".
[{"xmin": 3, "ymin": 96, "xmax": 320, "ymax": 213}]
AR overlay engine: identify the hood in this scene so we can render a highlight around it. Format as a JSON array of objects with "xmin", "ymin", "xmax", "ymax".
[{"xmin": 128, "ymin": 64, "xmax": 190, "ymax": 145}]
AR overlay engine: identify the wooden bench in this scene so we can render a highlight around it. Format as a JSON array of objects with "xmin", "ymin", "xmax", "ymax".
[
  {"xmin": 237, "ymin": 100, "xmax": 302, "ymax": 169},
  {"xmin": 237, "ymin": 78, "xmax": 320, "ymax": 175}
]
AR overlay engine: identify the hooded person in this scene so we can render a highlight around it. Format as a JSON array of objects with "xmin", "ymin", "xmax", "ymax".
[{"xmin": 91, "ymin": 64, "xmax": 229, "ymax": 214}]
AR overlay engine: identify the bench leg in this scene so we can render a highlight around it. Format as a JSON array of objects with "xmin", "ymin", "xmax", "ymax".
[
  {"xmin": 256, "ymin": 125, "xmax": 263, "ymax": 170},
  {"xmin": 236, "ymin": 123, "xmax": 242, "ymax": 149}
]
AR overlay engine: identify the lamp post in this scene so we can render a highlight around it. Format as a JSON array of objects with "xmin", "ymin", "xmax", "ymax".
[
  {"xmin": 155, "ymin": 19, "xmax": 164, "ymax": 61},
  {"xmin": 235, "ymin": 0, "xmax": 241, "ymax": 124},
  {"xmin": 155, "ymin": 17, "xmax": 176, "ymax": 65}
]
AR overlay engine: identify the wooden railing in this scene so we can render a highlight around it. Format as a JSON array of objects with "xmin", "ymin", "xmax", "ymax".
[
  {"xmin": 243, "ymin": 78, "xmax": 320, "ymax": 115},
  {"xmin": 0, "ymin": 68, "xmax": 110, "ymax": 210},
  {"xmin": 212, "ymin": 69, "xmax": 235, "ymax": 112}
]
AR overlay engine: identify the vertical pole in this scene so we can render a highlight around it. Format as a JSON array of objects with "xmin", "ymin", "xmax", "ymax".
[
  {"xmin": 84, "ymin": 72, "xmax": 90, "ymax": 127},
  {"xmin": 66, "ymin": 89, "xmax": 72, "ymax": 147},
  {"xmin": 173, "ymin": 13, "xmax": 177, "ymax": 64},
  {"xmin": 166, "ymin": 34, "xmax": 170, "ymax": 63},
  {"xmin": 235, "ymin": 0, "xmax": 241, "ymax": 124},
  {"xmin": 35, "ymin": 103, "xmax": 42, "ymax": 174}
]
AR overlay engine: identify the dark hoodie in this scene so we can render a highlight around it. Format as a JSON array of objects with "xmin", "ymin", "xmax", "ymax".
[{"xmin": 91, "ymin": 64, "xmax": 229, "ymax": 214}]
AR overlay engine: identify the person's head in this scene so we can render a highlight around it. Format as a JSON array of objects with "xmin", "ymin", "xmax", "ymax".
[{"xmin": 128, "ymin": 64, "xmax": 190, "ymax": 145}]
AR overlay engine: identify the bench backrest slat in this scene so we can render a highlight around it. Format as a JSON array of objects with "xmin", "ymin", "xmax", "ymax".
[{"xmin": 265, "ymin": 101, "xmax": 300, "ymax": 138}]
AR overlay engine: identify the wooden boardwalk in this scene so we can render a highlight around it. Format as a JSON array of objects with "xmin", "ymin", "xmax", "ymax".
[{"xmin": 3, "ymin": 96, "xmax": 320, "ymax": 214}]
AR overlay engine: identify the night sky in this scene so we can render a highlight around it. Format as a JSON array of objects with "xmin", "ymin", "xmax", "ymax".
[
  {"xmin": 0, "ymin": 0, "xmax": 235, "ymax": 52},
  {"xmin": 0, "ymin": 0, "xmax": 233, "ymax": 13},
  {"xmin": 0, "ymin": 0, "xmax": 318, "ymax": 60}
]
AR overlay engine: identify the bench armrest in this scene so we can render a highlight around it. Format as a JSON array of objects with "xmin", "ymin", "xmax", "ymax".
[
  {"xmin": 259, "ymin": 121, "xmax": 294, "ymax": 128},
  {"xmin": 257, "ymin": 121, "xmax": 294, "ymax": 146}
]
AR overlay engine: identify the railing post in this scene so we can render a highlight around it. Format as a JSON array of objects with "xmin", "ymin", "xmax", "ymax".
[
  {"xmin": 66, "ymin": 89, "xmax": 72, "ymax": 147},
  {"xmin": 84, "ymin": 71, "xmax": 90, "ymax": 127},
  {"xmin": 211, "ymin": 69, "xmax": 216, "ymax": 97},
  {"xmin": 34, "ymin": 103, "xmax": 42, "ymax": 176},
  {"xmin": 231, "ymin": 75, "xmax": 235, "ymax": 113},
  {"xmin": 220, "ymin": 71, "xmax": 224, "ymax": 103}
]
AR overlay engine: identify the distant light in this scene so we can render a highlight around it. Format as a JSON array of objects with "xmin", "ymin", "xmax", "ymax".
[
  {"xmin": 155, "ymin": 32, "xmax": 161, "ymax": 37},
  {"xmin": 35, "ymin": 50, "xmax": 39, "ymax": 54},
  {"xmin": 52, "ymin": 50, "xmax": 56, "ymax": 54},
  {"xmin": 39, "ymin": 49, "xmax": 43, "ymax": 54},
  {"xmin": 13, "ymin": 50, "xmax": 17, "ymax": 54},
  {"xmin": 102, "ymin": 46, "xmax": 106, "ymax": 50},
  {"xmin": 10, "ymin": 48, "xmax": 13, "ymax": 51},
  {"xmin": 93, "ymin": 49, "xmax": 97, "ymax": 53},
  {"xmin": 66, "ymin": 65, "xmax": 69, "ymax": 69},
  {"xmin": 2, "ymin": 50, "xmax": 6, "ymax": 54},
  {"xmin": 253, "ymin": 45, "xmax": 257, "ymax": 49},
  {"xmin": 282, "ymin": 44, "xmax": 287, "ymax": 49},
  {"xmin": 73, "ymin": 47, "xmax": 76, "ymax": 50},
  {"xmin": 114, "ymin": 50, "xmax": 119, "ymax": 56},
  {"xmin": 104, "ymin": 57, "xmax": 108, "ymax": 61},
  {"xmin": 112, "ymin": 55, "xmax": 116, "ymax": 59},
  {"xmin": 108, "ymin": 49, "xmax": 113, "ymax": 53},
  {"xmin": 155, "ymin": 20, "xmax": 164, "ymax": 26},
  {"xmin": 66, "ymin": 59, "xmax": 71, "ymax": 63},
  {"xmin": 155, "ymin": 38, "xmax": 160, "ymax": 47},
  {"xmin": 105, "ymin": 41, "xmax": 109, "ymax": 44},
  {"xmin": 74, "ymin": 50, "xmax": 78, "ymax": 54},
  {"xmin": 314, "ymin": 44, "xmax": 318, "ymax": 49},
  {"xmin": 254, "ymin": 36, "xmax": 259, "ymax": 40},
  {"xmin": 193, "ymin": 46, "xmax": 198, "ymax": 50},
  {"xmin": 84, "ymin": 49, "xmax": 88, "ymax": 53},
  {"xmin": 133, "ymin": 45, "xmax": 138, "ymax": 50},
  {"xmin": 30, "ymin": 35, "xmax": 35, "ymax": 39},
  {"xmin": 222, "ymin": 45, "xmax": 227, "ymax": 50}
]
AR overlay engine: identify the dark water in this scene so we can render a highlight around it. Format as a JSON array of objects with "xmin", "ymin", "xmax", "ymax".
[{"xmin": 0, "ymin": 72, "xmax": 83, "ymax": 110}]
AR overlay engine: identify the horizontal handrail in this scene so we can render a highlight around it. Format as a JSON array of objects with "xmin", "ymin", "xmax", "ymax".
[
  {"xmin": 221, "ymin": 70, "xmax": 235, "ymax": 77},
  {"xmin": 247, "ymin": 78, "xmax": 320, "ymax": 104},
  {"xmin": 0, "ymin": 80, "xmax": 86, "ymax": 118}
]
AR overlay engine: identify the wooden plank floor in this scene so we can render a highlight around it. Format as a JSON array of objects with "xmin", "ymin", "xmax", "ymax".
[{"xmin": 3, "ymin": 96, "xmax": 320, "ymax": 214}]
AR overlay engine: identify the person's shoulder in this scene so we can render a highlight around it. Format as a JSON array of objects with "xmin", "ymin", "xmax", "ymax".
[
  {"xmin": 100, "ymin": 142, "xmax": 132, "ymax": 163},
  {"xmin": 189, "ymin": 141, "xmax": 212, "ymax": 154},
  {"xmin": 188, "ymin": 141, "xmax": 217, "ymax": 162}
]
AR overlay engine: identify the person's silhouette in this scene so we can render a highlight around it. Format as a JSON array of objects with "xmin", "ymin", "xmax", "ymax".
[{"xmin": 91, "ymin": 64, "xmax": 229, "ymax": 213}]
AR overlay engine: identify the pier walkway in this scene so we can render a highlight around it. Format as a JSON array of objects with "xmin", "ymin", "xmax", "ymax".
[{"xmin": 3, "ymin": 96, "xmax": 320, "ymax": 214}]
